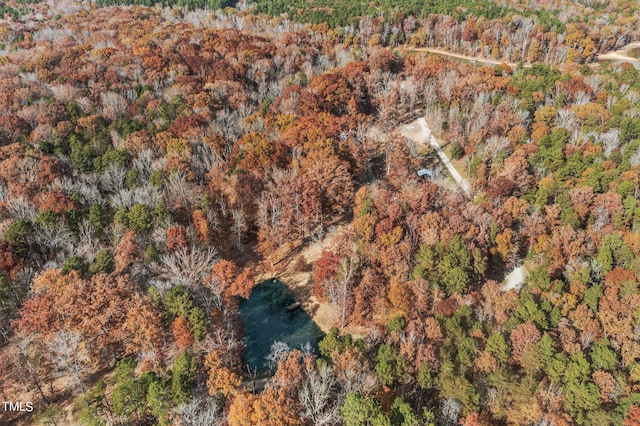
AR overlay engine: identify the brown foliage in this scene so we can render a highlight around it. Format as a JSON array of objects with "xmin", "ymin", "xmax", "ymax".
[
  {"xmin": 172, "ymin": 316, "xmax": 194, "ymax": 351},
  {"xmin": 205, "ymin": 350, "xmax": 241, "ymax": 398},
  {"xmin": 114, "ymin": 230, "xmax": 139, "ymax": 274},
  {"xmin": 388, "ymin": 280, "xmax": 413, "ymax": 314},
  {"xmin": 486, "ymin": 176, "xmax": 515, "ymax": 199},
  {"xmin": 124, "ymin": 301, "xmax": 164, "ymax": 364},
  {"xmin": 350, "ymin": 268, "xmax": 387, "ymax": 324},
  {"xmin": 592, "ymin": 370, "xmax": 616, "ymax": 402},
  {"xmin": 0, "ymin": 114, "xmax": 31, "ymax": 145},
  {"xmin": 0, "ymin": 242, "xmax": 23, "ymax": 279},
  {"xmin": 125, "ymin": 130, "xmax": 154, "ymax": 156},
  {"xmin": 312, "ymin": 250, "xmax": 341, "ymax": 301},
  {"xmin": 474, "ymin": 351, "xmax": 497, "ymax": 374},
  {"xmin": 598, "ymin": 269, "xmax": 640, "ymax": 364},
  {"xmin": 300, "ymin": 71, "xmax": 353, "ymax": 116},
  {"xmin": 192, "ymin": 209, "xmax": 211, "ymax": 244},
  {"xmin": 624, "ymin": 405, "xmax": 640, "ymax": 426},
  {"xmin": 272, "ymin": 349, "xmax": 313, "ymax": 393},
  {"xmin": 228, "ymin": 389, "xmax": 301, "ymax": 426},
  {"xmin": 509, "ymin": 321, "xmax": 541, "ymax": 365},
  {"xmin": 167, "ymin": 225, "xmax": 190, "ymax": 252},
  {"xmin": 228, "ymin": 269, "xmax": 255, "ymax": 300},
  {"xmin": 209, "ymin": 260, "xmax": 255, "ymax": 302},
  {"xmin": 15, "ymin": 269, "xmax": 150, "ymax": 365}
]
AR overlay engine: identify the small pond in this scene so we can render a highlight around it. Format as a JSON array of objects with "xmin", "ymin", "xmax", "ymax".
[{"xmin": 239, "ymin": 278, "xmax": 323, "ymax": 372}]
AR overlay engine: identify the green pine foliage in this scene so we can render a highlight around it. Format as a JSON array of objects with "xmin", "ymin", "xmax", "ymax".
[
  {"xmin": 89, "ymin": 250, "xmax": 115, "ymax": 275},
  {"xmin": 341, "ymin": 392, "xmax": 391, "ymax": 426},
  {"xmin": 171, "ymin": 352, "xmax": 197, "ymax": 404},
  {"xmin": 250, "ymin": 0, "xmax": 509, "ymax": 27},
  {"xmin": 374, "ymin": 343, "xmax": 407, "ymax": 387},
  {"xmin": 95, "ymin": 0, "xmax": 233, "ymax": 10}
]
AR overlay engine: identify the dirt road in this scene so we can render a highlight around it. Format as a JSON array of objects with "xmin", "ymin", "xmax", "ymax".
[
  {"xmin": 406, "ymin": 47, "xmax": 532, "ymax": 69},
  {"xmin": 597, "ymin": 42, "xmax": 640, "ymax": 66}
]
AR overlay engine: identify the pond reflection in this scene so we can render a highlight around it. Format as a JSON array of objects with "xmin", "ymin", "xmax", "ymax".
[{"xmin": 239, "ymin": 279, "xmax": 323, "ymax": 372}]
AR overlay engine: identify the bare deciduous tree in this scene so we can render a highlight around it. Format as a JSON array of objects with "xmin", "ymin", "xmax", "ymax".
[
  {"xmin": 165, "ymin": 170, "xmax": 193, "ymax": 210},
  {"xmin": 36, "ymin": 221, "xmax": 74, "ymax": 261},
  {"xmin": 175, "ymin": 395, "xmax": 223, "ymax": 426},
  {"xmin": 440, "ymin": 398, "xmax": 462, "ymax": 426},
  {"xmin": 299, "ymin": 364, "xmax": 340, "ymax": 426},
  {"xmin": 157, "ymin": 246, "xmax": 218, "ymax": 289},
  {"xmin": 231, "ymin": 208, "xmax": 246, "ymax": 251},
  {"xmin": 325, "ymin": 256, "xmax": 358, "ymax": 330},
  {"xmin": 6, "ymin": 335, "xmax": 53, "ymax": 402},
  {"xmin": 47, "ymin": 329, "xmax": 91, "ymax": 394},
  {"xmin": 5, "ymin": 197, "xmax": 37, "ymax": 222},
  {"xmin": 100, "ymin": 163, "xmax": 127, "ymax": 193},
  {"xmin": 50, "ymin": 84, "xmax": 80, "ymax": 103},
  {"xmin": 100, "ymin": 91, "xmax": 129, "ymax": 122},
  {"xmin": 265, "ymin": 341, "xmax": 291, "ymax": 371},
  {"xmin": 600, "ymin": 130, "xmax": 620, "ymax": 157},
  {"xmin": 133, "ymin": 150, "xmax": 154, "ymax": 182}
]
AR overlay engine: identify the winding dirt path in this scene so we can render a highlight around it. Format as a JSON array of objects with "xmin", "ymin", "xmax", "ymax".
[
  {"xmin": 407, "ymin": 44, "xmax": 640, "ymax": 70},
  {"xmin": 405, "ymin": 46, "xmax": 532, "ymax": 69},
  {"xmin": 597, "ymin": 42, "xmax": 640, "ymax": 66}
]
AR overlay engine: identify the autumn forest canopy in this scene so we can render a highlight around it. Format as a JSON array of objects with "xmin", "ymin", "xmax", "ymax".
[{"xmin": 2, "ymin": 0, "xmax": 640, "ymax": 425}]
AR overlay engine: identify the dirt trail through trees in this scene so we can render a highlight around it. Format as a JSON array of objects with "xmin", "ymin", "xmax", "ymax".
[
  {"xmin": 408, "ymin": 44, "xmax": 640, "ymax": 69},
  {"xmin": 399, "ymin": 117, "xmax": 472, "ymax": 196},
  {"xmin": 597, "ymin": 42, "xmax": 640, "ymax": 66},
  {"xmin": 400, "ymin": 117, "xmax": 529, "ymax": 290},
  {"xmin": 407, "ymin": 47, "xmax": 532, "ymax": 69}
]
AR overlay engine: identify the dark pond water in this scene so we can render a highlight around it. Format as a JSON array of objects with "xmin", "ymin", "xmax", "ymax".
[{"xmin": 238, "ymin": 278, "xmax": 323, "ymax": 372}]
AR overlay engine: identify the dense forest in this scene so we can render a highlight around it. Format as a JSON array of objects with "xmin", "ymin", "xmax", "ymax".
[
  {"xmin": 7, "ymin": 0, "xmax": 639, "ymax": 64},
  {"xmin": 2, "ymin": 1, "xmax": 640, "ymax": 425},
  {"xmin": 74, "ymin": 0, "xmax": 640, "ymax": 65},
  {"xmin": 247, "ymin": 0, "xmax": 640, "ymax": 65}
]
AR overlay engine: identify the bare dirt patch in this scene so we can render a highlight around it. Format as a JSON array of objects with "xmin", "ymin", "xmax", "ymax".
[{"xmin": 502, "ymin": 265, "xmax": 527, "ymax": 292}]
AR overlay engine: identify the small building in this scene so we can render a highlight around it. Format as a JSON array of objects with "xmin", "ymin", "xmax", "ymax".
[{"xmin": 417, "ymin": 168, "xmax": 434, "ymax": 179}]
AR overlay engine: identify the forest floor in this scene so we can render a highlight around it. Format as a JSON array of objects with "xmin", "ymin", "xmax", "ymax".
[
  {"xmin": 254, "ymin": 226, "xmax": 368, "ymax": 339},
  {"xmin": 0, "ymin": 348, "xmax": 112, "ymax": 426}
]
